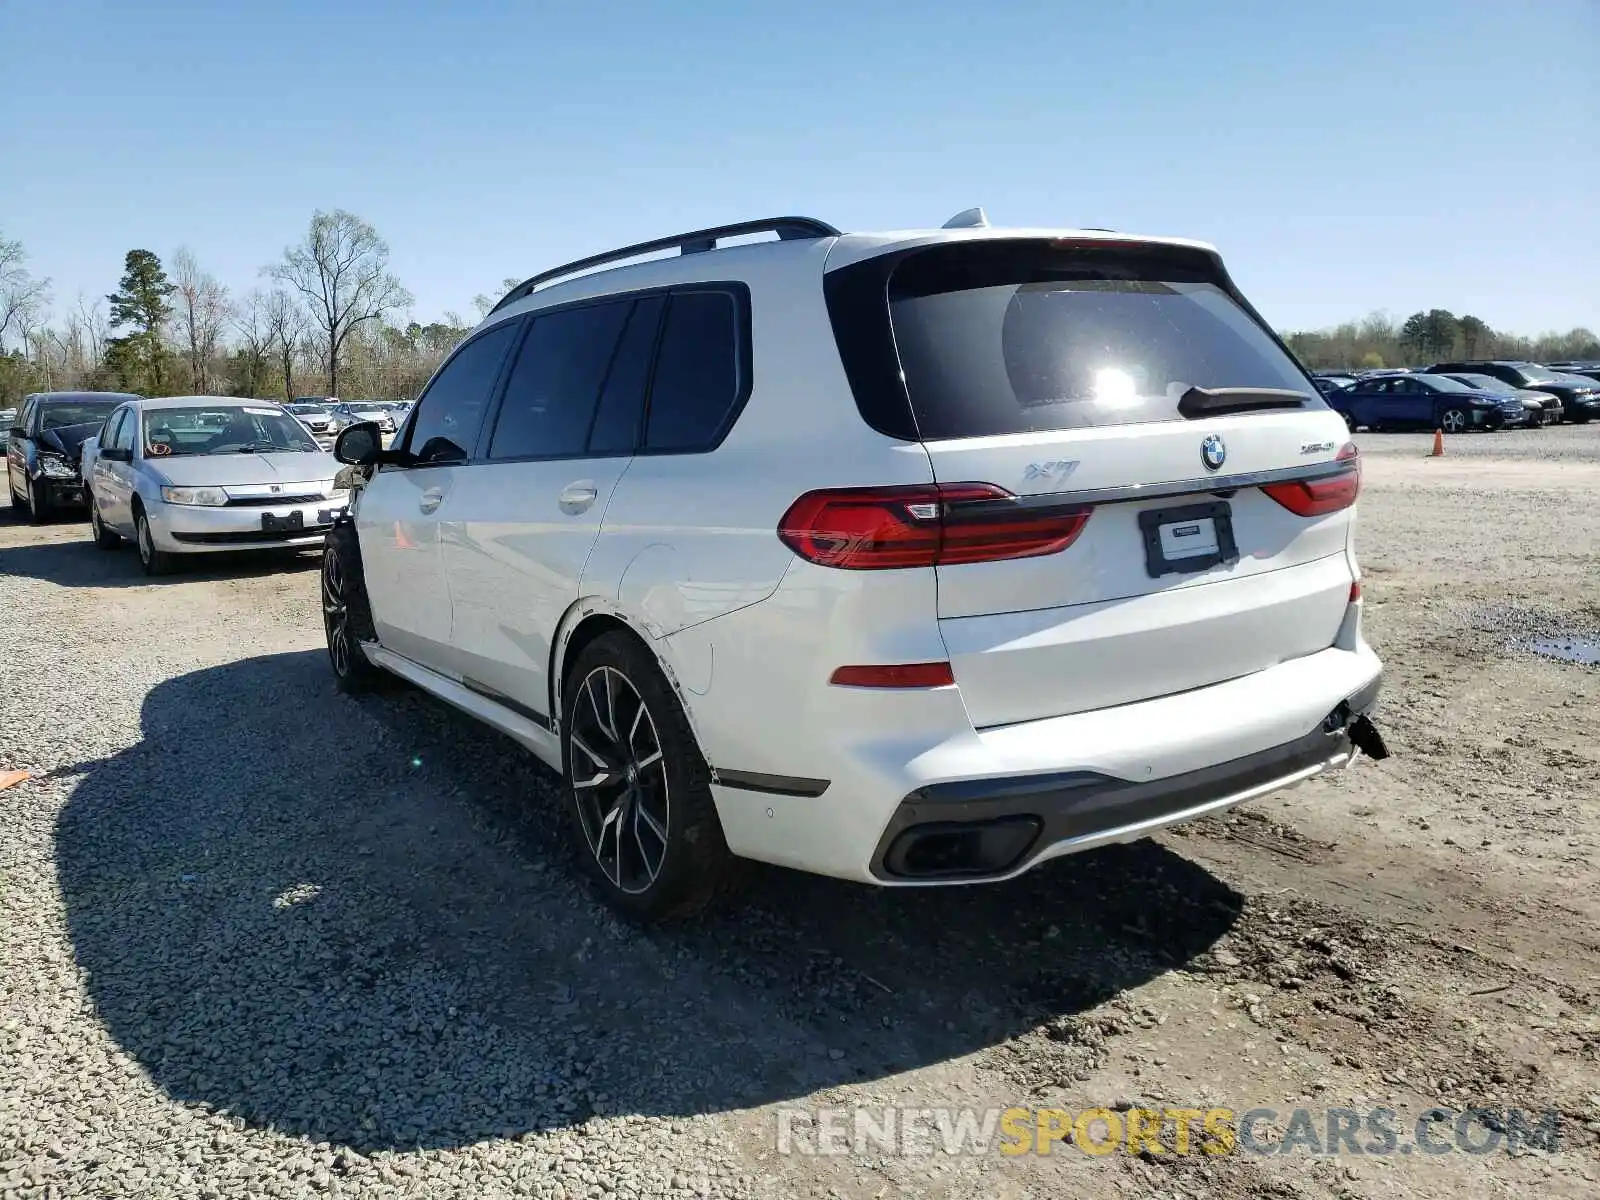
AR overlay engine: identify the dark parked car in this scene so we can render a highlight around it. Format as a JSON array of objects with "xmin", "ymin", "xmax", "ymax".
[
  {"xmin": 1547, "ymin": 361, "xmax": 1600, "ymax": 384},
  {"xmin": 6, "ymin": 390, "xmax": 140, "ymax": 521},
  {"xmin": 1427, "ymin": 361, "xmax": 1600, "ymax": 423},
  {"xmin": 1327, "ymin": 373, "xmax": 1524, "ymax": 433},
  {"xmin": 1312, "ymin": 373, "xmax": 1359, "ymax": 395},
  {"xmin": 1441, "ymin": 373, "xmax": 1561, "ymax": 427}
]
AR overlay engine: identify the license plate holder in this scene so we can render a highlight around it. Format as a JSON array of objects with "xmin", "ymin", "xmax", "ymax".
[
  {"xmin": 262, "ymin": 510, "xmax": 305, "ymax": 534},
  {"xmin": 1138, "ymin": 500, "xmax": 1239, "ymax": 577}
]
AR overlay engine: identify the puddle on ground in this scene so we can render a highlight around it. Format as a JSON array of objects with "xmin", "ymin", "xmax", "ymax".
[{"xmin": 1527, "ymin": 636, "xmax": 1600, "ymax": 667}]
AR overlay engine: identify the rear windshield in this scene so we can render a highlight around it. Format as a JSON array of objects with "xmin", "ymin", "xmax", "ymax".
[{"xmin": 826, "ymin": 240, "xmax": 1323, "ymax": 441}]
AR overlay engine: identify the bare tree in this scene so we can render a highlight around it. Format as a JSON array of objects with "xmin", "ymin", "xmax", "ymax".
[
  {"xmin": 74, "ymin": 294, "xmax": 109, "ymax": 376},
  {"xmin": 269, "ymin": 210, "xmax": 411, "ymax": 397},
  {"xmin": 261, "ymin": 289, "xmax": 305, "ymax": 402},
  {"xmin": 232, "ymin": 289, "xmax": 276, "ymax": 398},
  {"xmin": 171, "ymin": 247, "xmax": 232, "ymax": 394},
  {"xmin": 472, "ymin": 277, "xmax": 522, "ymax": 319},
  {"xmin": 1, "ymin": 232, "xmax": 52, "ymax": 353}
]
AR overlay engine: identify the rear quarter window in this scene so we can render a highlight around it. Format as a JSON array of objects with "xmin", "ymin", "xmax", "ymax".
[
  {"xmin": 642, "ymin": 289, "xmax": 748, "ymax": 454},
  {"xmin": 827, "ymin": 240, "xmax": 1325, "ymax": 441}
]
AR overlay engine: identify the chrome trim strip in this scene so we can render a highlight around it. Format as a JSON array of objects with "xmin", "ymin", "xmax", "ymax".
[{"xmin": 1021, "ymin": 460, "xmax": 1353, "ymax": 509}]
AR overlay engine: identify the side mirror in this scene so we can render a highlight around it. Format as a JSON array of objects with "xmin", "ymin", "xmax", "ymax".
[
  {"xmin": 334, "ymin": 421, "xmax": 384, "ymax": 467},
  {"xmin": 7, "ymin": 426, "xmax": 23, "ymax": 439},
  {"xmin": 100, "ymin": 446, "xmax": 131, "ymax": 462}
]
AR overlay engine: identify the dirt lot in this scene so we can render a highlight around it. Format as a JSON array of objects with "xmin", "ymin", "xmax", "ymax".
[{"xmin": 2, "ymin": 427, "xmax": 1597, "ymax": 1199}]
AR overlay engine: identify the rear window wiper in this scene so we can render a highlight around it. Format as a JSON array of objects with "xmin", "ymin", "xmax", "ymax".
[{"xmin": 1178, "ymin": 386, "xmax": 1311, "ymax": 419}]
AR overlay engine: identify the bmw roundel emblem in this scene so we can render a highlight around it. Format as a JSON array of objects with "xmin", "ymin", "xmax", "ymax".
[{"xmin": 1201, "ymin": 434, "xmax": 1227, "ymax": 471}]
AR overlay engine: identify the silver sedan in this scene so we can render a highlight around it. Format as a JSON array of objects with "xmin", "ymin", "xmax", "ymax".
[{"xmin": 80, "ymin": 396, "xmax": 349, "ymax": 576}]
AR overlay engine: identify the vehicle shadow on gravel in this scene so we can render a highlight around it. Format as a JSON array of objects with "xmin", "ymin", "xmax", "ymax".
[
  {"xmin": 0, "ymin": 534, "xmax": 321, "ymax": 586},
  {"xmin": 56, "ymin": 650, "xmax": 1241, "ymax": 1152}
]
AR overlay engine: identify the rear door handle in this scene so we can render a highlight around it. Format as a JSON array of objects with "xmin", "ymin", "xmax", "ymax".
[
  {"xmin": 419, "ymin": 487, "xmax": 446, "ymax": 515},
  {"xmin": 558, "ymin": 481, "xmax": 599, "ymax": 514}
]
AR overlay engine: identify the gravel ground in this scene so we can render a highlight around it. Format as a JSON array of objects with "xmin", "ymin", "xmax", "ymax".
[{"xmin": 2, "ymin": 427, "xmax": 1598, "ymax": 1199}]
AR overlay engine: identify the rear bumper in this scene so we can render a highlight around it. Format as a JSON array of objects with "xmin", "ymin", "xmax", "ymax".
[
  {"xmin": 708, "ymin": 639, "xmax": 1384, "ymax": 884},
  {"xmin": 871, "ymin": 675, "xmax": 1379, "ymax": 881}
]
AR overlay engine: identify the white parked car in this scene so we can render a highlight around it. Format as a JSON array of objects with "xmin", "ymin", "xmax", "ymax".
[
  {"xmin": 81, "ymin": 396, "xmax": 348, "ymax": 575},
  {"xmin": 322, "ymin": 212, "xmax": 1386, "ymax": 919}
]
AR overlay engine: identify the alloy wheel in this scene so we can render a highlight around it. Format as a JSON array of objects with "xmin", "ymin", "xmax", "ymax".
[
  {"xmin": 1440, "ymin": 409, "xmax": 1468, "ymax": 434},
  {"xmin": 323, "ymin": 551, "xmax": 351, "ymax": 677},
  {"xmin": 569, "ymin": 666, "xmax": 670, "ymax": 895},
  {"xmin": 137, "ymin": 516, "xmax": 153, "ymax": 565}
]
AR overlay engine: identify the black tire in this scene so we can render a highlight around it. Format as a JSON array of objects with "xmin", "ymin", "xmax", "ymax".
[
  {"xmin": 562, "ymin": 630, "xmax": 742, "ymax": 921},
  {"xmin": 133, "ymin": 507, "xmax": 175, "ymax": 576},
  {"xmin": 89, "ymin": 493, "xmax": 120, "ymax": 548},
  {"xmin": 1341, "ymin": 412, "xmax": 1358, "ymax": 433},
  {"xmin": 322, "ymin": 525, "xmax": 390, "ymax": 694},
  {"xmin": 27, "ymin": 478, "xmax": 49, "ymax": 524},
  {"xmin": 1438, "ymin": 407, "xmax": 1470, "ymax": 435}
]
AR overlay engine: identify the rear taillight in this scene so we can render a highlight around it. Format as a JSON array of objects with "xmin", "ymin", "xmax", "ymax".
[
  {"xmin": 778, "ymin": 483, "xmax": 1092, "ymax": 570},
  {"xmin": 1261, "ymin": 443, "xmax": 1360, "ymax": 518}
]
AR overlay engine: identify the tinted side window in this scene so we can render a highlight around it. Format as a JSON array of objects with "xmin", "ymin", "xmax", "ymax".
[
  {"xmin": 588, "ymin": 295, "xmax": 664, "ymax": 456},
  {"xmin": 488, "ymin": 302, "xmax": 631, "ymax": 460},
  {"xmin": 404, "ymin": 321, "xmax": 521, "ymax": 465},
  {"xmin": 643, "ymin": 291, "xmax": 742, "ymax": 453},
  {"xmin": 103, "ymin": 410, "xmax": 128, "ymax": 451}
]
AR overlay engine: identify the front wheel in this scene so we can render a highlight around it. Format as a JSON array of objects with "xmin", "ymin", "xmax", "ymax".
[
  {"xmin": 134, "ymin": 509, "xmax": 175, "ymax": 576},
  {"xmin": 1438, "ymin": 407, "xmax": 1470, "ymax": 435},
  {"xmin": 322, "ymin": 527, "xmax": 389, "ymax": 693},
  {"xmin": 563, "ymin": 631, "xmax": 742, "ymax": 921},
  {"xmin": 27, "ymin": 479, "xmax": 49, "ymax": 524},
  {"xmin": 89, "ymin": 495, "xmax": 120, "ymax": 548}
]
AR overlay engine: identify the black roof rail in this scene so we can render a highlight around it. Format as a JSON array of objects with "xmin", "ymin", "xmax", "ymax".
[{"xmin": 489, "ymin": 216, "xmax": 842, "ymax": 315}]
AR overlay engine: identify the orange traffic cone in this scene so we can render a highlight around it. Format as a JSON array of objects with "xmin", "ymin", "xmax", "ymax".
[
  {"xmin": 393, "ymin": 520, "xmax": 417, "ymax": 550},
  {"xmin": 1429, "ymin": 429, "xmax": 1444, "ymax": 457}
]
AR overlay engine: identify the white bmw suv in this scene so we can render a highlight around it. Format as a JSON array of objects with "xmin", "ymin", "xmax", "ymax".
[{"xmin": 322, "ymin": 211, "xmax": 1386, "ymax": 920}]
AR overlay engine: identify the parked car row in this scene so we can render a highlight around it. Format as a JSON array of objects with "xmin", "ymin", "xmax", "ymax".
[
  {"xmin": 285, "ymin": 399, "xmax": 411, "ymax": 446},
  {"xmin": 6, "ymin": 391, "xmax": 407, "ymax": 534},
  {"xmin": 1311, "ymin": 360, "xmax": 1600, "ymax": 432}
]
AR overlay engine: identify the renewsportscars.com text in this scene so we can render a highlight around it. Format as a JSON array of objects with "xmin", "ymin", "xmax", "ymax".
[{"xmin": 775, "ymin": 1105, "xmax": 1563, "ymax": 1158}]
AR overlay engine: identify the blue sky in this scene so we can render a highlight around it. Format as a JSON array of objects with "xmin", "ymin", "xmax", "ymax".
[{"xmin": 3, "ymin": 0, "xmax": 1596, "ymax": 334}]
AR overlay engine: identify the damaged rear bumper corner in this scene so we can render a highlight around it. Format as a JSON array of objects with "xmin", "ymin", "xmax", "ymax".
[{"xmin": 871, "ymin": 674, "xmax": 1388, "ymax": 883}]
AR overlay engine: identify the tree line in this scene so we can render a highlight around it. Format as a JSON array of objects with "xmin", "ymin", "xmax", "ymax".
[
  {"xmin": 0, "ymin": 211, "xmax": 522, "ymax": 408},
  {"xmin": 3, "ymin": 215, "xmax": 1597, "ymax": 407},
  {"xmin": 1281, "ymin": 309, "xmax": 1598, "ymax": 372}
]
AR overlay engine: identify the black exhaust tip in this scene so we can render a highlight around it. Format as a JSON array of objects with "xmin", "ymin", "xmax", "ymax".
[
  {"xmin": 1348, "ymin": 714, "xmax": 1390, "ymax": 761},
  {"xmin": 883, "ymin": 816, "xmax": 1042, "ymax": 880}
]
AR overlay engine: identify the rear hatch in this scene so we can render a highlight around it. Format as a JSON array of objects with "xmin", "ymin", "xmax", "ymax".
[{"xmin": 825, "ymin": 236, "xmax": 1359, "ymax": 729}]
